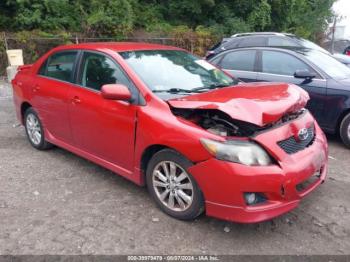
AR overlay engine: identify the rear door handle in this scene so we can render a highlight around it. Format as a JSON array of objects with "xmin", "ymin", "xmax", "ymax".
[
  {"xmin": 71, "ymin": 96, "xmax": 81, "ymax": 104},
  {"xmin": 33, "ymin": 85, "xmax": 40, "ymax": 92}
]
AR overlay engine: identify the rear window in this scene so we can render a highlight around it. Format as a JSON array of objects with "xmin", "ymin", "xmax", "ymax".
[
  {"xmin": 222, "ymin": 39, "xmax": 240, "ymax": 50},
  {"xmin": 209, "ymin": 41, "xmax": 223, "ymax": 51}
]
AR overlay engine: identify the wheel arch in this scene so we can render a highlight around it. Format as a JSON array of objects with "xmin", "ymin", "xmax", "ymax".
[
  {"xmin": 20, "ymin": 101, "xmax": 32, "ymax": 123},
  {"xmin": 337, "ymin": 108, "xmax": 350, "ymax": 134},
  {"xmin": 140, "ymin": 144, "xmax": 197, "ymax": 184},
  {"xmin": 140, "ymin": 144, "xmax": 170, "ymax": 178}
]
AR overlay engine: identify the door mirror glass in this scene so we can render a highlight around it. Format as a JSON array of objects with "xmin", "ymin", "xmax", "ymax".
[
  {"xmin": 101, "ymin": 84, "xmax": 131, "ymax": 101},
  {"xmin": 294, "ymin": 69, "xmax": 317, "ymax": 79}
]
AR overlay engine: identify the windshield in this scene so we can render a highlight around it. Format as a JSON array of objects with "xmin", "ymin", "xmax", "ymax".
[
  {"xmin": 304, "ymin": 50, "xmax": 350, "ymax": 79},
  {"xmin": 292, "ymin": 36, "xmax": 330, "ymax": 54},
  {"xmin": 119, "ymin": 50, "xmax": 235, "ymax": 95}
]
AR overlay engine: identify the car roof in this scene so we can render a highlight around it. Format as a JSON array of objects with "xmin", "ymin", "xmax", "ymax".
[
  {"xmin": 231, "ymin": 32, "xmax": 296, "ymax": 38},
  {"xmin": 217, "ymin": 33, "xmax": 300, "ymax": 51},
  {"xmin": 256, "ymin": 46, "xmax": 311, "ymax": 53},
  {"xmin": 51, "ymin": 42, "xmax": 184, "ymax": 53}
]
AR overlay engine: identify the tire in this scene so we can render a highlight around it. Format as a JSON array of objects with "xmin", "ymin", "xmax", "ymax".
[
  {"xmin": 24, "ymin": 107, "xmax": 53, "ymax": 150},
  {"xmin": 340, "ymin": 113, "xmax": 350, "ymax": 148},
  {"xmin": 146, "ymin": 149, "xmax": 205, "ymax": 220}
]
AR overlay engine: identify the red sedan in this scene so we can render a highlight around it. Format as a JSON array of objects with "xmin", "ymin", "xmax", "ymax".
[{"xmin": 12, "ymin": 43, "xmax": 328, "ymax": 223}]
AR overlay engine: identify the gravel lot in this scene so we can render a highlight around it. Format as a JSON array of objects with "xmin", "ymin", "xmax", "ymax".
[{"xmin": 1, "ymin": 81, "xmax": 350, "ymax": 255}]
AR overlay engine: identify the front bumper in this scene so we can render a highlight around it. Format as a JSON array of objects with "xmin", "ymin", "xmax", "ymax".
[{"xmin": 189, "ymin": 114, "xmax": 328, "ymax": 223}]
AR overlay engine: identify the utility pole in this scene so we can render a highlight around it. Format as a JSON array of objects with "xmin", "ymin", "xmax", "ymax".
[
  {"xmin": 330, "ymin": 15, "xmax": 337, "ymax": 54},
  {"xmin": 3, "ymin": 32, "xmax": 8, "ymax": 50}
]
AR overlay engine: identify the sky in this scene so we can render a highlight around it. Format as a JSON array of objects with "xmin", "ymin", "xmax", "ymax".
[{"xmin": 332, "ymin": 0, "xmax": 350, "ymax": 38}]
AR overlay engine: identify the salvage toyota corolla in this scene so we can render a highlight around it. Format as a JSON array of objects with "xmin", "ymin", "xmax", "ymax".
[{"xmin": 12, "ymin": 43, "xmax": 328, "ymax": 223}]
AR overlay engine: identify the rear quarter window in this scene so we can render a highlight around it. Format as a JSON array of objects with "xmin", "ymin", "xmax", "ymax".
[{"xmin": 222, "ymin": 39, "xmax": 240, "ymax": 50}]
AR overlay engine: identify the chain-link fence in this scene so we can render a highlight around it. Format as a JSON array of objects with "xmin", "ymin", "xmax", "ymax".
[{"xmin": 0, "ymin": 35, "xmax": 217, "ymax": 76}]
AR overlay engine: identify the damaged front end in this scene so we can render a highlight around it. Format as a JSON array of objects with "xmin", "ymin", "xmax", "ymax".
[
  {"xmin": 171, "ymin": 107, "xmax": 306, "ymax": 138},
  {"xmin": 167, "ymin": 83, "xmax": 310, "ymax": 166}
]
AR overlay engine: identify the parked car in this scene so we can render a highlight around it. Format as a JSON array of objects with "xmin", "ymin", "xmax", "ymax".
[
  {"xmin": 332, "ymin": 53, "xmax": 350, "ymax": 67},
  {"xmin": 345, "ymin": 46, "xmax": 350, "ymax": 56},
  {"xmin": 206, "ymin": 32, "xmax": 350, "ymax": 67},
  {"xmin": 208, "ymin": 46, "xmax": 350, "ymax": 147},
  {"xmin": 323, "ymin": 39, "xmax": 350, "ymax": 54},
  {"xmin": 12, "ymin": 43, "xmax": 328, "ymax": 223}
]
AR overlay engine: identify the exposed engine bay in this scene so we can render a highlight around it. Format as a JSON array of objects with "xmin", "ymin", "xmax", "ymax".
[{"xmin": 171, "ymin": 107, "xmax": 306, "ymax": 137}]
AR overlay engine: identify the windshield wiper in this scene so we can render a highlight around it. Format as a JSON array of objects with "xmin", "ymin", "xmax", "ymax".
[
  {"xmin": 152, "ymin": 88, "xmax": 200, "ymax": 94},
  {"xmin": 191, "ymin": 83, "xmax": 233, "ymax": 92},
  {"xmin": 152, "ymin": 83, "xmax": 235, "ymax": 94}
]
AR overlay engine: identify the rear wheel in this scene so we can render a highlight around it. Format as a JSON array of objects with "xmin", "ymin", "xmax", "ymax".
[
  {"xmin": 24, "ymin": 108, "xmax": 53, "ymax": 150},
  {"xmin": 340, "ymin": 113, "xmax": 350, "ymax": 148},
  {"xmin": 146, "ymin": 149, "xmax": 204, "ymax": 220}
]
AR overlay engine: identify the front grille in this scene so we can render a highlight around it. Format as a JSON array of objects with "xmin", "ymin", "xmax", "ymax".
[{"xmin": 277, "ymin": 126, "xmax": 315, "ymax": 154}]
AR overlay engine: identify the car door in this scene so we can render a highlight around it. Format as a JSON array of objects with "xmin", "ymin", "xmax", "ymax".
[
  {"xmin": 33, "ymin": 51, "xmax": 78, "ymax": 143},
  {"xmin": 212, "ymin": 50, "xmax": 258, "ymax": 82},
  {"xmin": 68, "ymin": 51, "xmax": 138, "ymax": 172},
  {"xmin": 256, "ymin": 50, "xmax": 327, "ymax": 125}
]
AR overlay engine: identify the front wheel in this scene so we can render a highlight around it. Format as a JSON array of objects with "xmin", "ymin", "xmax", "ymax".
[
  {"xmin": 24, "ymin": 108, "xmax": 53, "ymax": 150},
  {"xmin": 146, "ymin": 149, "xmax": 204, "ymax": 220}
]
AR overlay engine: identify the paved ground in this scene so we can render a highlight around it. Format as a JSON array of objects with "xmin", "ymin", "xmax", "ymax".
[{"xmin": 0, "ymin": 81, "xmax": 350, "ymax": 255}]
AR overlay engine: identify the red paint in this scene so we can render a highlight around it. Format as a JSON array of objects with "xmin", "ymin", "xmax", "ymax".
[
  {"xmin": 101, "ymin": 84, "xmax": 132, "ymax": 101},
  {"xmin": 168, "ymin": 82, "xmax": 309, "ymax": 126},
  {"xmin": 11, "ymin": 42, "xmax": 328, "ymax": 223}
]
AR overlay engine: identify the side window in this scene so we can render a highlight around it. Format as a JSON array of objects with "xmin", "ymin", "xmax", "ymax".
[
  {"xmin": 267, "ymin": 36, "xmax": 298, "ymax": 47},
  {"xmin": 40, "ymin": 51, "xmax": 77, "ymax": 82},
  {"xmin": 219, "ymin": 50, "xmax": 256, "ymax": 71},
  {"xmin": 262, "ymin": 51, "xmax": 310, "ymax": 76},
  {"xmin": 79, "ymin": 52, "xmax": 132, "ymax": 91},
  {"xmin": 238, "ymin": 36, "xmax": 266, "ymax": 47}
]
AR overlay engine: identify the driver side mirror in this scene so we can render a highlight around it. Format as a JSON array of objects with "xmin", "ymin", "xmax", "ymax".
[
  {"xmin": 101, "ymin": 84, "xmax": 131, "ymax": 101},
  {"xmin": 294, "ymin": 69, "xmax": 316, "ymax": 80}
]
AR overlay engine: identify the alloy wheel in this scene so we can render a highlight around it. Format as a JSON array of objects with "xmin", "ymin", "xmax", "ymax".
[
  {"xmin": 152, "ymin": 161, "xmax": 194, "ymax": 212},
  {"xmin": 26, "ymin": 113, "xmax": 42, "ymax": 145}
]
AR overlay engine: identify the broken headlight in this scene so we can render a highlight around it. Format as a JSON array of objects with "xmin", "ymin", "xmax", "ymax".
[{"xmin": 200, "ymin": 138, "xmax": 273, "ymax": 166}]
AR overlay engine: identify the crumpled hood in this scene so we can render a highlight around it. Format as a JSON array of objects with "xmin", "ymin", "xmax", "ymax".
[{"xmin": 168, "ymin": 82, "xmax": 309, "ymax": 126}]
